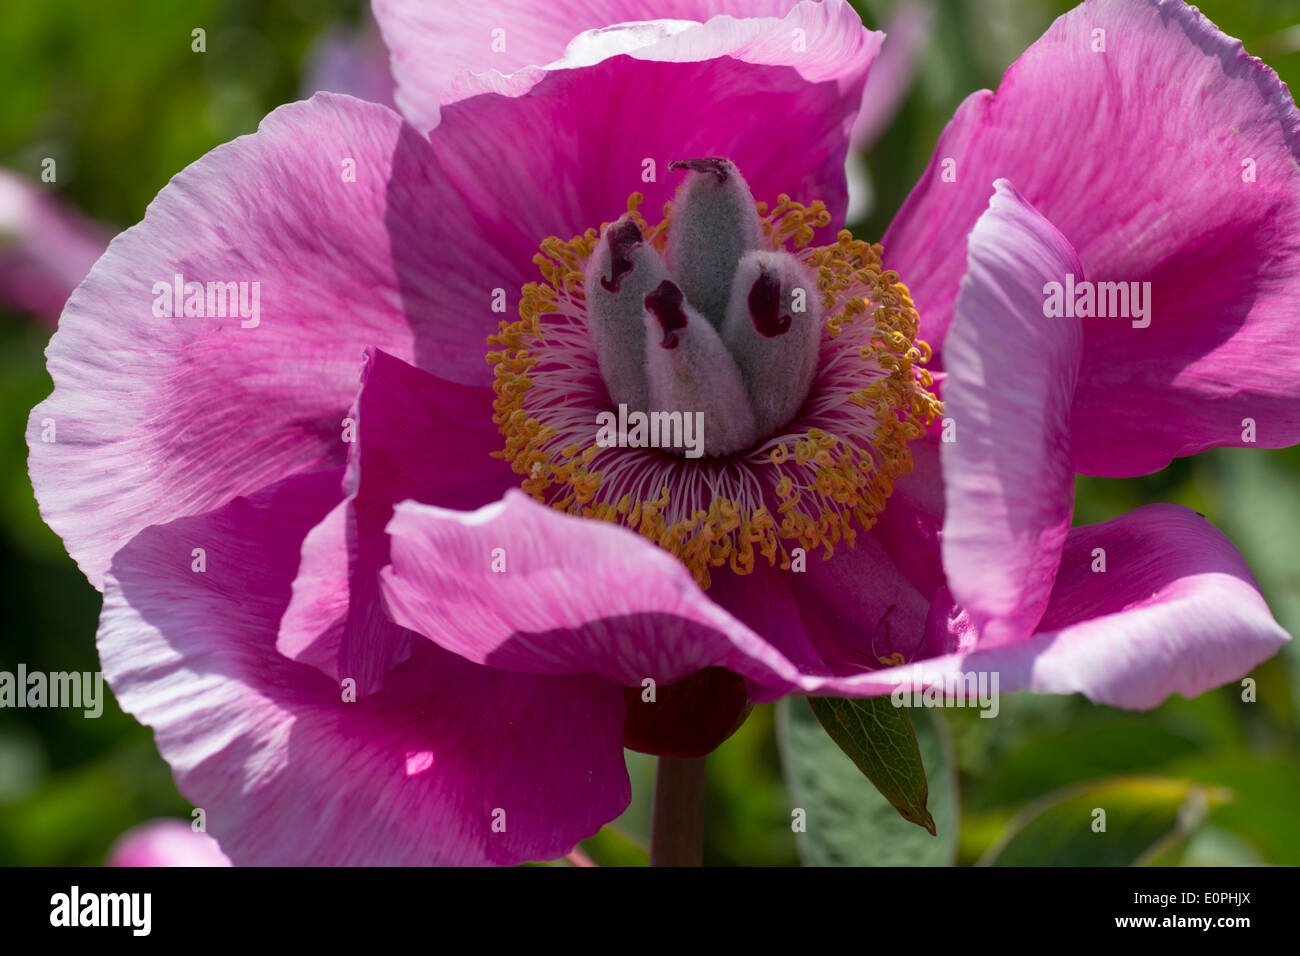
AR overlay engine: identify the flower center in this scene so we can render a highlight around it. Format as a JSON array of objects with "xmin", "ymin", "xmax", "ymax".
[{"xmin": 486, "ymin": 159, "xmax": 940, "ymax": 589}]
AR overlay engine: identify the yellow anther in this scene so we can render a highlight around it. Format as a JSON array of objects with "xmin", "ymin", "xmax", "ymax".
[{"xmin": 487, "ymin": 191, "xmax": 939, "ymax": 590}]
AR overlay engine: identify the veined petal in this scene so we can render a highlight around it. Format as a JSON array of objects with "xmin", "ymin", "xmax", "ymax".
[
  {"xmin": 278, "ymin": 349, "xmax": 515, "ymax": 694},
  {"xmin": 99, "ymin": 469, "xmax": 628, "ymax": 866},
  {"xmin": 27, "ymin": 95, "xmax": 482, "ymax": 586},
  {"xmin": 779, "ymin": 525, "xmax": 935, "ymax": 677},
  {"xmin": 26, "ymin": 93, "xmax": 536, "ymax": 588},
  {"xmin": 372, "ymin": 0, "xmax": 851, "ymax": 130},
  {"xmin": 800, "ymin": 504, "xmax": 1289, "ymax": 707},
  {"xmin": 942, "ymin": 181, "xmax": 1083, "ymax": 647},
  {"xmin": 379, "ymin": 490, "xmax": 817, "ymax": 695},
  {"xmin": 884, "ymin": 0, "xmax": 1300, "ymax": 475},
  {"xmin": 426, "ymin": 8, "xmax": 879, "ymax": 252},
  {"xmin": 965, "ymin": 504, "xmax": 1291, "ymax": 707}
]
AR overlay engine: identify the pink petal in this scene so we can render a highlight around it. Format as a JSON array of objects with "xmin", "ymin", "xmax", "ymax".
[
  {"xmin": 872, "ymin": 423, "xmax": 945, "ymax": 600},
  {"xmin": 883, "ymin": 0, "xmax": 1300, "ymax": 475},
  {"xmin": 780, "ymin": 524, "xmax": 935, "ymax": 674},
  {"xmin": 704, "ymin": 562, "xmax": 826, "ymax": 679},
  {"xmin": 27, "ymin": 93, "xmax": 498, "ymax": 588},
  {"xmin": 810, "ymin": 504, "xmax": 1289, "ymax": 707},
  {"xmin": 376, "ymin": 470, "xmax": 951, "ymax": 703},
  {"xmin": 106, "ymin": 820, "xmax": 232, "ymax": 867},
  {"xmin": 99, "ymin": 470, "xmax": 628, "ymax": 866},
  {"xmin": 941, "ymin": 181, "xmax": 1083, "ymax": 647},
  {"xmin": 709, "ymin": 426, "xmax": 948, "ymax": 684},
  {"xmin": 278, "ymin": 349, "xmax": 516, "ymax": 694},
  {"xmin": 373, "ymin": 0, "xmax": 824, "ymax": 131},
  {"xmin": 971, "ymin": 503, "xmax": 1290, "ymax": 707},
  {"xmin": 750, "ymin": 409, "xmax": 947, "ymax": 681},
  {"xmin": 380, "ymin": 491, "xmax": 819, "ymax": 697},
  {"xmin": 427, "ymin": 3, "xmax": 880, "ymax": 252}
]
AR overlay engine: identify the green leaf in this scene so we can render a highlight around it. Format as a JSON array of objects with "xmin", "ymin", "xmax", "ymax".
[
  {"xmin": 979, "ymin": 776, "xmax": 1232, "ymax": 867},
  {"xmin": 778, "ymin": 698, "xmax": 958, "ymax": 866},
  {"xmin": 1161, "ymin": 751, "xmax": 1300, "ymax": 865},
  {"xmin": 809, "ymin": 696, "xmax": 935, "ymax": 832}
]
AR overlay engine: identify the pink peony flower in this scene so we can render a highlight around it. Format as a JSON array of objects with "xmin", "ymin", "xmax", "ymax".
[
  {"xmin": 106, "ymin": 820, "xmax": 232, "ymax": 867},
  {"xmin": 28, "ymin": 0, "xmax": 1293, "ymax": 865}
]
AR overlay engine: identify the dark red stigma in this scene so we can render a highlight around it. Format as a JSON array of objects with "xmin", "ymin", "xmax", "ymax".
[
  {"xmin": 644, "ymin": 279, "xmax": 690, "ymax": 349},
  {"xmin": 622, "ymin": 667, "xmax": 753, "ymax": 758},
  {"xmin": 600, "ymin": 219, "xmax": 644, "ymax": 293},
  {"xmin": 669, "ymin": 157, "xmax": 731, "ymax": 183},
  {"xmin": 748, "ymin": 269, "xmax": 792, "ymax": 337}
]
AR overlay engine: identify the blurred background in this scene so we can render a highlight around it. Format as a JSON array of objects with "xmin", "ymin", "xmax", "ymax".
[{"xmin": 1, "ymin": 0, "xmax": 1298, "ymax": 866}]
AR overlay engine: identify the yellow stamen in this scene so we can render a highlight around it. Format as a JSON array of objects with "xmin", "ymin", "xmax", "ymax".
[{"xmin": 486, "ymin": 192, "xmax": 942, "ymax": 589}]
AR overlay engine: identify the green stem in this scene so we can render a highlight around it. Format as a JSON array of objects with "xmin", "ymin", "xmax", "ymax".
[{"xmin": 649, "ymin": 756, "xmax": 707, "ymax": 866}]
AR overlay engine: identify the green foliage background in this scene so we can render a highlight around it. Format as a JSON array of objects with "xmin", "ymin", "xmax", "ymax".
[{"xmin": 0, "ymin": 0, "xmax": 1297, "ymax": 866}]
